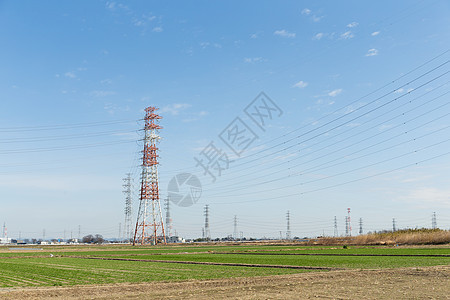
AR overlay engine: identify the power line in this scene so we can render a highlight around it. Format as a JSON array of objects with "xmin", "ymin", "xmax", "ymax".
[
  {"xmin": 161, "ymin": 49, "xmax": 450, "ymax": 175},
  {"xmin": 200, "ymin": 68, "xmax": 450, "ymax": 194},
  {"xmin": 207, "ymin": 84, "xmax": 450, "ymax": 190},
  {"xmin": 0, "ymin": 119, "xmax": 139, "ymax": 132}
]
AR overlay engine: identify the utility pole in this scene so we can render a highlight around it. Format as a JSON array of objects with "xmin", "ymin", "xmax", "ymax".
[
  {"xmin": 123, "ymin": 173, "xmax": 133, "ymax": 242},
  {"xmin": 2, "ymin": 223, "xmax": 6, "ymax": 239},
  {"xmin": 359, "ymin": 218, "xmax": 363, "ymax": 235},
  {"xmin": 78, "ymin": 225, "xmax": 81, "ymax": 240},
  {"xmin": 204, "ymin": 205, "xmax": 210, "ymax": 240},
  {"xmin": 165, "ymin": 197, "xmax": 172, "ymax": 238},
  {"xmin": 118, "ymin": 223, "xmax": 122, "ymax": 240},
  {"xmin": 43, "ymin": 229, "xmax": 46, "ymax": 241},
  {"xmin": 392, "ymin": 218, "xmax": 396, "ymax": 232},
  {"xmin": 334, "ymin": 216, "xmax": 338, "ymax": 237},
  {"xmin": 133, "ymin": 107, "xmax": 166, "ymax": 245},
  {"xmin": 233, "ymin": 215, "xmax": 238, "ymax": 240},
  {"xmin": 432, "ymin": 212, "xmax": 437, "ymax": 229}
]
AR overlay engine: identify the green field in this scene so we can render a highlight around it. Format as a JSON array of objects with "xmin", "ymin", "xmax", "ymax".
[{"xmin": 0, "ymin": 244, "xmax": 448, "ymax": 288}]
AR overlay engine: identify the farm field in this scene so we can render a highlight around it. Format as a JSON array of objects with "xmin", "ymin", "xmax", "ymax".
[{"xmin": 0, "ymin": 243, "xmax": 448, "ymax": 299}]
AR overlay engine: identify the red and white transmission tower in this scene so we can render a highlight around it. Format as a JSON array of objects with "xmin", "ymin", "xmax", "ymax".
[{"xmin": 133, "ymin": 107, "xmax": 166, "ymax": 245}]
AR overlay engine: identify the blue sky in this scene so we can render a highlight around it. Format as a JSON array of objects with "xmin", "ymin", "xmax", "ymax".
[{"xmin": 0, "ymin": 0, "xmax": 449, "ymax": 240}]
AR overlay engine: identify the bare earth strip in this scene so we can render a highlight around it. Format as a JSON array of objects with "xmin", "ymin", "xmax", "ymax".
[{"xmin": 0, "ymin": 265, "xmax": 448, "ymax": 299}]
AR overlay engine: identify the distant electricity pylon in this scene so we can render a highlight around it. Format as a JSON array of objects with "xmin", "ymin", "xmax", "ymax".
[
  {"xmin": 334, "ymin": 216, "xmax": 338, "ymax": 237},
  {"xmin": 204, "ymin": 205, "xmax": 210, "ymax": 240},
  {"xmin": 359, "ymin": 218, "xmax": 363, "ymax": 235},
  {"xmin": 233, "ymin": 215, "xmax": 238, "ymax": 240},
  {"xmin": 345, "ymin": 208, "xmax": 352, "ymax": 236},
  {"xmin": 2, "ymin": 223, "xmax": 6, "ymax": 239},
  {"xmin": 165, "ymin": 197, "xmax": 172, "ymax": 237},
  {"xmin": 392, "ymin": 218, "xmax": 397, "ymax": 232},
  {"xmin": 432, "ymin": 212, "xmax": 437, "ymax": 229},
  {"xmin": 133, "ymin": 107, "xmax": 166, "ymax": 245},
  {"xmin": 123, "ymin": 173, "xmax": 133, "ymax": 242},
  {"xmin": 286, "ymin": 211, "xmax": 291, "ymax": 240}
]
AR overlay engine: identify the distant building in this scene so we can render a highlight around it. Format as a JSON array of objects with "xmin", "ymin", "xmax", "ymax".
[
  {"xmin": 167, "ymin": 236, "xmax": 184, "ymax": 243},
  {"xmin": 0, "ymin": 238, "xmax": 11, "ymax": 244}
]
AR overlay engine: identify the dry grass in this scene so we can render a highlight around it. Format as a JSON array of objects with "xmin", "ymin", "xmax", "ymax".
[{"xmin": 314, "ymin": 229, "xmax": 450, "ymax": 246}]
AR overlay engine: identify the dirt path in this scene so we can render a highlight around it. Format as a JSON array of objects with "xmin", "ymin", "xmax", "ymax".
[{"xmin": 0, "ymin": 265, "xmax": 448, "ymax": 299}]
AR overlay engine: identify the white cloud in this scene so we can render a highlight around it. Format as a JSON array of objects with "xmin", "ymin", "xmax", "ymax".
[
  {"xmin": 311, "ymin": 15, "xmax": 323, "ymax": 22},
  {"xmin": 313, "ymin": 33, "xmax": 324, "ymax": 40},
  {"xmin": 101, "ymin": 79, "xmax": 113, "ymax": 85},
  {"xmin": 104, "ymin": 102, "xmax": 118, "ymax": 114},
  {"xmin": 106, "ymin": 1, "xmax": 116, "ymax": 10},
  {"xmin": 250, "ymin": 33, "xmax": 258, "ymax": 39},
  {"xmin": 340, "ymin": 31, "xmax": 354, "ymax": 39},
  {"xmin": 160, "ymin": 103, "xmax": 191, "ymax": 115},
  {"xmin": 244, "ymin": 57, "xmax": 264, "ymax": 63},
  {"xmin": 200, "ymin": 42, "xmax": 222, "ymax": 49},
  {"xmin": 371, "ymin": 31, "xmax": 380, "ymax": 36},
  {"xmin": 328, "ymin": 89, "xmax": 343, "ymax": 97},
  {"xmin": 301, "ymin": 8, "xmax": 311, "ymax": 15},
  {"xmin": 152, "ymin": 26, "xmax": 163, "ymax": 32},
  {"xmin": 347, "ymin": 22, "xmax": 358, "ymax": 28},
  {"xmin": 394, "ymin": 88, "xmax": 404, "ymax": 94},
  {"xmin": 399, "ymin": 187, "xmax": 450, "ymax": 207},
  {"xmin": 293, "ymin": 81, "xmax": 308, "ymax": 88},
  {"xmin": 64, "ymin": 72, "xmax": 76, "ymax": 79},
  {"xmin": 181, "ymin": 110, "xmax": 209, "ymax": 122},
  {"xmin": 365, "ymin": 48, "xmax": 379, "ymax": 56},
  {"xmin": 379, "ymin": 124, "xmax": 394, "ymax": 131},
  {"xmin": 274, "ymin": 29, "xmax": 296, "ymax": 38},
  {"xmin": 90, "ymin": 90, "xmax": 116, "ymax": 97}
]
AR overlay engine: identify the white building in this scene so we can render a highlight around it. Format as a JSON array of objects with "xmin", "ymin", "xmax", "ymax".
[{"xmin": 0, "ymin": 237, "xmax": 11, "ymax": 244}]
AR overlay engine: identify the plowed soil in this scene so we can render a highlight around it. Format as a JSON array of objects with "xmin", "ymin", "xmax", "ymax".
[{"xmin": 0, "ymin": 265, "xmax": 448, "ymax": 299}]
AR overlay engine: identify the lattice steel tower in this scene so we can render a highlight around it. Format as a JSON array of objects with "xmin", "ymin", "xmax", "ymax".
[
  {"xmin": 233, "ymin": 215, "xmax": 238, "ymax": 240},
  {"xmin": 359, "ymin": 218, "xmax": 363, "ymax": 235},
  {"xmin": 286, "ymin": 211, "xmax": 291, "ymax": 240},
  {"xmin": 204, "ymin": 205, "xmax": 210, "ymax": 240},
  {"xmin": 346, "ymin": 208, "xmax": 352, "ymax": 236},
  {"xmin": 165, "ymin": 197, "xmax": 172, "ymax": 238},
  {"xmin": 133, "ymin": 107, "xmax": 166, "ymax": 245},
  {"xmin": 432, "ymin": 212, "xmax": 437, "ymax": 229},
  {"xmin": 123, "ymin": 173, "xmax": 133, "ymax": 242},
  {"xmin": 333, "ymin": 216, "xmax": 338, "ymax": 237}
]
